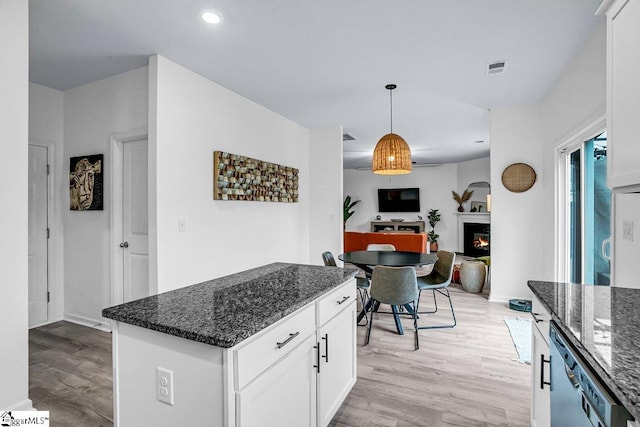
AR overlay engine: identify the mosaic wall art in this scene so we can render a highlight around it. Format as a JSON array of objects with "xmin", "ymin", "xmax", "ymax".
[{"xmin": 213, "ymin": 151, "xmax": 299, "ymax": 202}]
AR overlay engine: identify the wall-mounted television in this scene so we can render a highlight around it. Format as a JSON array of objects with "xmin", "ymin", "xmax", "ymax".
[{"xmin": 377, "ymin": 188, "xmax": 420, "ymax": 212}]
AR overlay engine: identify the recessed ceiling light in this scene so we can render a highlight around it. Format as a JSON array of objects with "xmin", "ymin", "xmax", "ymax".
[{"xmin": 201, "ymin": 10, "xmax": 223, "ymax": 24}]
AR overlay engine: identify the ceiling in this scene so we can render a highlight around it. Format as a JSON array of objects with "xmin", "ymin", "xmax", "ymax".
[{"xmin": 29, "ymin": 0, "xmax": 604, "ymax": 169}]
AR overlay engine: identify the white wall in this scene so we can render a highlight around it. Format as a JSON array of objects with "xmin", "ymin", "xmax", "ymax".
[
  {"xmin": 309, "ymin": 128, "xmax": 344, "ymax": 264},
  {"xmin": 29, "ymin": 83, "xmax": 65, "ymax": 323},
  {"xmin": 457, "ymin": 157, "xmax": 491, "ymax": 192},
  {"xmin": 0, "ymin": 0, "xmax": 32, "ymax": 411},
  {"xmin": 539, "ymin": 23, "xmax": 607, "ymax": 280},
  {"xmin": 151, "ymin": 56, "xmax": 312, "ymax": 292},
  {"xmin": 490, "ymin": 106, "xmax": 544, "ymax": 301},
  {"xmin": 63, "ymin": 67, "xmax": 149, "ymax": 326},
  {"xmin": 343, "ymin": 165, "xmax": 460, "ymax": 251},
  {"xmin": 457, "ymin": 157, "xmax": 492, "ymax": 210},
  {"xmin": 489, "ymin": 22, "xmax": 606, "ymax": 301}
]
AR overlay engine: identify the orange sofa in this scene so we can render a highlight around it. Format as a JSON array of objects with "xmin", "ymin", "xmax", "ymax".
[{"xmin": 344, "ymin": 231, "xmax": 427, "ymax": 253}]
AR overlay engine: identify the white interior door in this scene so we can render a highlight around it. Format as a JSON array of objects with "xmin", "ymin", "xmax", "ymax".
[
  {"xmin": 28, "ymin": 144, "xmax": 49, "ymax": 327},
  {"xmin": 122, "ymin": 139, "xmax": 149, "ymax": 302}
]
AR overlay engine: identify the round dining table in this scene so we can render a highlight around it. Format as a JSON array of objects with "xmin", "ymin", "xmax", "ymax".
[{"xmin": 338, "ymin": 250, "xmax": 438, "ymax": 334}]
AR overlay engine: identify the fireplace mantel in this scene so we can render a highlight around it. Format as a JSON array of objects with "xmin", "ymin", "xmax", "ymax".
[{"xmin": 457, "ymin": 212, "xmax": 490, "ymax": 252}]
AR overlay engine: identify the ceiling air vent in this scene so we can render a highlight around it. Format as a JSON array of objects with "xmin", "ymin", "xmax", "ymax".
[
  {"xmin": 343, "ymin": 133, "xmax": 357, "ymax": 141},
  {"xmin": 486, "ymin": 60, "xmax": 507, "ymax": 75}
]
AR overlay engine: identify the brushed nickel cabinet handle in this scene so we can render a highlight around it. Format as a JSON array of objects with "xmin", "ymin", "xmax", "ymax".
[
  {"xmin": 322, "ymin": 333, "xmax": 329, "ymax": 363},
  {"xmin": 337, "ymin": 296, "xmax": 350, "ymax": 305},
  {"xmin": 276, "ymin": 332, "xmax": 299, "ymax": 349}
]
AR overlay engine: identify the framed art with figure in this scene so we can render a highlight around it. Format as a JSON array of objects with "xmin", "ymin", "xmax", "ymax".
[
  {"xmin": 470, "ymin": 201, "xmax": 487, "ymax": 212},
  {"xmin": 70, "ymin": 154, "xmax": 103, "ymax": 210}
]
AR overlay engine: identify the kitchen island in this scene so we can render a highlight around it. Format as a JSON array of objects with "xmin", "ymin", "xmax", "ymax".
[
  {"xmin": 528, "ymin": 280, "xmax": 640, "ymax": 425},
  {"xmin": 103, "ymin": 262, "xmax": 357, "ymax": 427}
]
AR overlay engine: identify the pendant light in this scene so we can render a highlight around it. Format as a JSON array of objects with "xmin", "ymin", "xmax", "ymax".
[{"xmin": 372, "ymin": 84, "xmax": 412, "ymax": 175}]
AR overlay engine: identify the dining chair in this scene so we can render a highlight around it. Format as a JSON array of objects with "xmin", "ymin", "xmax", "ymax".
[
  {"xmin": 322, "ymin": 251, "xmax": 337, "ymax": 267},
  {"xmin": 322, "ymin": 251, "xmax": 370, "ymax": 325},
  {"xmin": 416, "ymin": 250, "xmax": 457, "ymax": 329},
  {"xmin": 366, "ymin": 243, "xmax": 396, "ymax": 251},
  {"xmin": 365, "ymin": 266, "xmax": 420, "ymax": 350}
]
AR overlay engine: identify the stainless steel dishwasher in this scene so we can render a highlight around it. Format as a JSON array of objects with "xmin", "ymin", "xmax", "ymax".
[{"xmin": 550, "ymin": 323, "xmax": 632, "ymax": 427}]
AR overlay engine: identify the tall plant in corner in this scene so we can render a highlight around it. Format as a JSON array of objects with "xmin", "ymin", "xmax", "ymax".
[
  {"xmin": 343, "ymin": 195, "xmax": 360, "ymax": 229},
  {"xmin": 427, "ymin": 209, "xmax": 441, "ymax": 252}
]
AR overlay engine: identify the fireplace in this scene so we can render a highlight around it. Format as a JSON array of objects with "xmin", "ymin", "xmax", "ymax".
[{"xmin": 463, "ymin": 223, "xmax": 490, "ymax": 257}]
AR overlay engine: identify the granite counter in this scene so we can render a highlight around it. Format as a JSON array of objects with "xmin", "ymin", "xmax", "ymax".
[
  {"xmin": 528, "ymin": 280, "xmax": 640, "ymax": 421},
  {"xmin": 102, "ymin": 262, "xmax": 357, "ymax": 348}
]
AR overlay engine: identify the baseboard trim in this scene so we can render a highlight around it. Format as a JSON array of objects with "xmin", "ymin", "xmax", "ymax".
[
  {"xmin": 488, "ymin": 294, "xmax": 532, "ymax": 304},
  {"xmin": 63, "ymin": 313, "xmax": 111, "ymax": 332},
  {"xmin": 4, "ymin": 398, "xmax": 35, "ymax": 411}
]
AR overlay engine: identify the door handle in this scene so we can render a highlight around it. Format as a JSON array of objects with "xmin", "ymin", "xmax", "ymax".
[{"xmin": 119, "ymin": 241, "xmax": 129, "ymax": 248}]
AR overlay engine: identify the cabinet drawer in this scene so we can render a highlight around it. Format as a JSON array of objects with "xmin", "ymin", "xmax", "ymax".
[
  {"xmin": 317, "ymin": 279, "xmax": 356, "ymax": 327},
  {"xmin": 234, "ymin": 303, "xmax": 315, "ymax": 390},
  {"xmin": 531, "ymin": 295, "xmax": 551, "ymax": 345}
]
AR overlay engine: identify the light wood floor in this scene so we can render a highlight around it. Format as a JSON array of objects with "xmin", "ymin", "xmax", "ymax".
[
  {"xmin": 29, "ymin": 284, "xmax": 530, "ymax": 427},
  {"xmin": 29, "ymin": 322, "xmax": 113, "ymax": 426},
  {"xmin": 330, "ymin": 283, "xmax": 531, "ymax": 427}
]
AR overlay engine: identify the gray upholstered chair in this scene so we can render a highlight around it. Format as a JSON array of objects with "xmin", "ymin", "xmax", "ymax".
[
  {"xmin": 366, "ymin": 243, "xmax": 396, "ymax": 251},
  {"xmin": 322, "ymin": 251, "xmax": 370, "ymax": 325},
  {"xmin": 365, "ymin": 266, "xmax": 420, "ymax": 350},
  {"xmin": 416, "ymin": 250, "xmax": 457, "ymax": 329},
  {"xmin": 322, "ymin": 251, "xmax": 337, "ymax": 267}
]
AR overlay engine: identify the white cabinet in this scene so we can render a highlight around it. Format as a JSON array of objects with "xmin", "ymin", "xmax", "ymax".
[
  {"xmin": 317, "ymin": 301, "xmax": 356, "ymax": 427},
  {"xmin": 235, "ymin": 278, "xmax": 356, "ymax": 427},
  {"xmin": 530, "ymin": 295, "xmax": 551, "ymax": 427},
  {"xmin": 602, "ymin": 0, "xmax": 640, "ymax": 189},
  {"xmin": 237, "ymin": 334, "xmax": 317, "ymax": 427},
  {"xmin": 111, "ymin": 277, "xmax": 357, "ymax": 427}
]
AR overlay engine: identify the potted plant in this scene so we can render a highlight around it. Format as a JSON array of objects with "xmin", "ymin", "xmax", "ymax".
[
  {"xmin": 427, "ymin": 209, "xmax": 441, "ymax": 252},
  {"xmin": 452, "ymin": 189, "xmax": 474, "ymax": 212},
  {"xmin": 343, "ymin": 195, "xmax": 360, "ymax": 229}
]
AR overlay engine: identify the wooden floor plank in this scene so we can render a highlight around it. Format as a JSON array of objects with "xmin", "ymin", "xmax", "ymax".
[{"xmin": 29, "ymin": 283, "xmax": 530, "ymax": 427}]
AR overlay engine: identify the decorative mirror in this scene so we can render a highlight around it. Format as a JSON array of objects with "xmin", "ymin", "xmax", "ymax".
[{"xmin": 466, "ymin": 181, "xmax": 491, "ymax": 212}]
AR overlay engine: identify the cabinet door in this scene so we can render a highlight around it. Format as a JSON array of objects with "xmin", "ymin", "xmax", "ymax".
[
  {"xmin": 317, "ymin": 302, "xmax": 357, "ymax": 427},
  {"xmin": 531, "ymin": 325, "xmax": 550, "ymax": 427},
  {"xmin": 237, "ymin": 334, "xmax": 317, "ymax": 427},
  {"xmin": 607, "ymin": 0, "xmax": 640, "ymax": 188}
]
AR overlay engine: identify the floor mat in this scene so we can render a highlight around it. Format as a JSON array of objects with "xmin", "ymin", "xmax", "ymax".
[{"xmin": 503, "ymin": 316, "xmax": 532, "ymax": 364}]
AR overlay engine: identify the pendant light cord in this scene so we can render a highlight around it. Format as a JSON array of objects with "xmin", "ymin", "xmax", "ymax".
[{"xmin": 389, "ymin": 88, "xmax": 393, "ymax": 134}]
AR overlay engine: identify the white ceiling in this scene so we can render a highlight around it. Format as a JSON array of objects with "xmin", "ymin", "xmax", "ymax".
[{"xmin": 29, "ymin": 0, "xmax": 604, "ymax": 169}]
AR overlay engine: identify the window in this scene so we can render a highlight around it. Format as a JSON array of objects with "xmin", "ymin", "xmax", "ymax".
[{"xmin": 560, "ymin": 131, "xmax": 611, "ymax": 285}]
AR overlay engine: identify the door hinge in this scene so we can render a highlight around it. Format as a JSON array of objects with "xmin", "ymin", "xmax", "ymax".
[
  {"xmin": 47, "ymin": 164, "xmax": 50, "ymax": 175},
  {"xmin": 47, "ymin": 291, "xmax": 50, "ymax": 303},
  {"xmin": 47, "ymin": 228, "xmax": 50, "ymax": 239}
]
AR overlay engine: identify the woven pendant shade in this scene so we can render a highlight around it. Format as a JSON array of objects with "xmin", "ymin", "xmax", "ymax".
[{"xmin": 372, "ymin": 133, "xmax": 412, "ymax": 175}]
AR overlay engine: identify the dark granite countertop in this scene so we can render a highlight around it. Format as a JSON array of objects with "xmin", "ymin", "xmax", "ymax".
[
  {"xmin": 102, "ymin": 263, "xmax": 357, "ymax": 348},
  {"xmin": 528, "ymin": 280, "xmax": 640, "ymax": 421}
]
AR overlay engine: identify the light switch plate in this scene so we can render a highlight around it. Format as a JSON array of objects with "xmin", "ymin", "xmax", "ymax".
[{"xmin": 623, "ymin": 221, "xmax": 634, "ymax": 242}]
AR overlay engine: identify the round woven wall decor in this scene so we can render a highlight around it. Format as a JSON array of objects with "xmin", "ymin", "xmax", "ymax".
[{"xmin": 502, "ymin": 163, "xmax": 536, "ymax": 193}]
